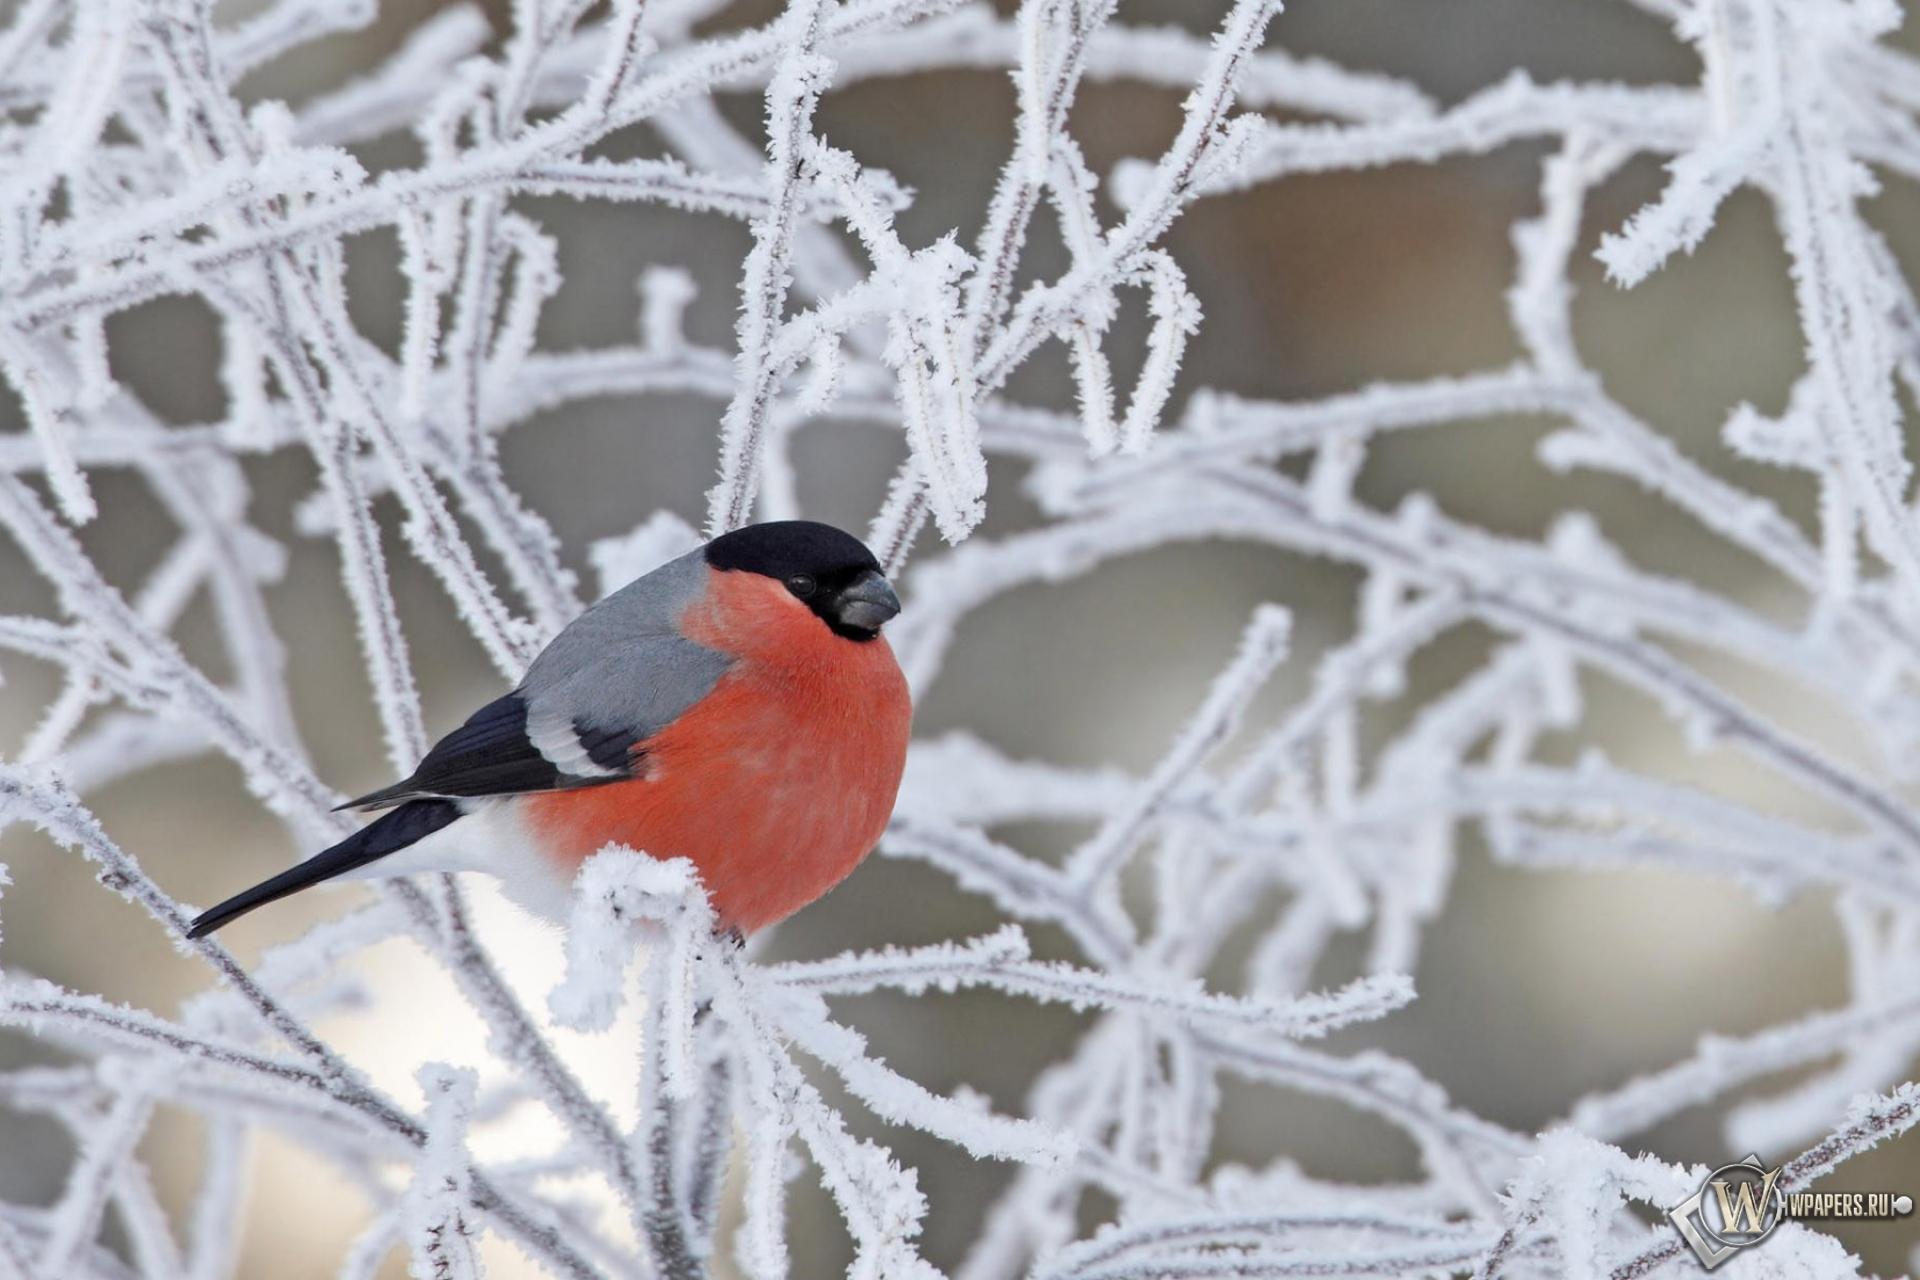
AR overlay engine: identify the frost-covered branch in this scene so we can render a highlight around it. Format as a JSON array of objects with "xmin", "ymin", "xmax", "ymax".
[{"xmin": 4, "ymin": 0, "xmax": 1920, "ymax": 1275}]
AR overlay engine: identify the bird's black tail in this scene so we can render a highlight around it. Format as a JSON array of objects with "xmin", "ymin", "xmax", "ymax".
[{"xmin": 188, "ymin": 799, "xmax": 462, "ymax": 938}]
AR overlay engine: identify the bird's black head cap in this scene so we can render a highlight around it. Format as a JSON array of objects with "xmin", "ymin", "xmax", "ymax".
[{"xmin": 704, "ymin": 520, "xmax": 900, "ymax": 640}]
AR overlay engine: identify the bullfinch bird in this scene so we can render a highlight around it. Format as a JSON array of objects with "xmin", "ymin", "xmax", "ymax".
[{"xmin": 187, "ymin": 521, "xmax": 911, "ymax": 939}]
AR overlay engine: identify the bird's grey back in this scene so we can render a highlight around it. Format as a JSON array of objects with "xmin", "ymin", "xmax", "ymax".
[{"xmin": 518, "ymin": 548, "xmax": 731, "ymax": 746}]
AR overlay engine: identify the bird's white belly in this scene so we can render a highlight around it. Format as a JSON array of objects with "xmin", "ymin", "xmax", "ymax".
[{"xmin": 338, "ymin": 799, "xmax": 577, "ymax": 923}]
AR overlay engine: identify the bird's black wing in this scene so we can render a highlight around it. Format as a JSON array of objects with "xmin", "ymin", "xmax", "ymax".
[{"xmin": 336, "ymin": 692, "xmax": 636, "ymax": 810}]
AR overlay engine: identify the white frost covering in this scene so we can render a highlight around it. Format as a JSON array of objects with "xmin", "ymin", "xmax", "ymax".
[{"xmin": 0, "ymin": 0, "xmax": 1919, "ymax": 1277}]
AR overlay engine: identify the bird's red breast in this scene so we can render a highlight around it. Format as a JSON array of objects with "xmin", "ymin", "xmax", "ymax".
[{"xmin": 521, "ymin": 565, "xmax": 912, "ymax": 932}]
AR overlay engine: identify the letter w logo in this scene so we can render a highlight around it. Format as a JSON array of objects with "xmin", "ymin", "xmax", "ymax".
[{"xmin": 1711, "ymin": 1166, "xmax": 1782, "ymax": 1236}]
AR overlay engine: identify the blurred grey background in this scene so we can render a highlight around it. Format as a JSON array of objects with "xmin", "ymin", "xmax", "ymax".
[{"xmin": 3, "ymin": 0, "xmax": 1919, "ymax": 1274}]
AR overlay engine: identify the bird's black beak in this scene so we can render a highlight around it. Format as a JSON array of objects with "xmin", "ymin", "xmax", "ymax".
[{"xmin": 834, "ymin": 569, "xmax": 900, "ymax": 634}]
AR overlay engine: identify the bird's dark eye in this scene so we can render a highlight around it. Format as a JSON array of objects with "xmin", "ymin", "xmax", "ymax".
[{"xmin": 785, "ymin": 573, "xmax": 817, "ymax": 599}]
